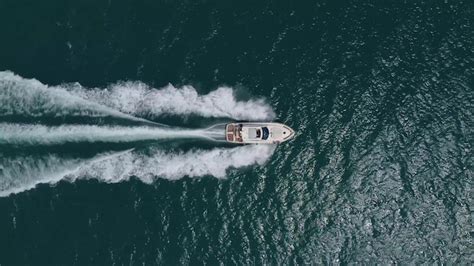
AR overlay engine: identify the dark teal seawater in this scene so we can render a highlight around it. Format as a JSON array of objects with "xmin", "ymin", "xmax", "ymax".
[{"xmin": 0, "ymin": 0, "xmax": 473, "ymax": 264}]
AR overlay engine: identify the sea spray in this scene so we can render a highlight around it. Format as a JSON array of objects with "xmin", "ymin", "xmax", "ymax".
[{"xmin": 0, "ymin": 145, "xmax": 276, "ymax": 197}]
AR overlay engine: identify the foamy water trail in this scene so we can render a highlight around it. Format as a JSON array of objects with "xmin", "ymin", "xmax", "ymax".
[
  {"xmin": 0, "ymin": 71, "xmax": 278, "ymax": 197},
  {"xmin": 0, "ymin": 71, "xmax": 275, "ymax": 121},
  {"xmin": 0, "ymin": 150, "xmax": 132, "ymax": 197},
  {"xmin": 0, "ymin": 71, "xmax": 162, "ymax": 125},
  {"xmin": 64, "ymin": 82, "xmax": 275, "ymax": 120},
  {"xmin": 71, "ymin": 145, "xmax": 275, "ymax": 181},
  {"xmin": 0, "ymin": 145, "xmax": 275, "ymax": 197},
  {"xmin": 0, "ymin": 123, "xmax": 214, "ymax": 145}
]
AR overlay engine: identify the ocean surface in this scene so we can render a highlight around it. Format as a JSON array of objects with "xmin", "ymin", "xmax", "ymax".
[{"xmin": 0, "ymin": 0, "xmax": 473, "ymax": 264}]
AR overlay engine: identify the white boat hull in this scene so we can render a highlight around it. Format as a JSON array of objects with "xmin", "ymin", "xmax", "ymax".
[{"xmin": 226, "ymin": 122, "xmax": 295, "ymax": 144}]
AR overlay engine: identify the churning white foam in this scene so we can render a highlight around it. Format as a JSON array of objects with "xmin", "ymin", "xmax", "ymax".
[
  {"xmin": 0, "ymin": 145, "xmax": 275, "ymax": 197},
  {"xmin": 64, "ymin": 82, "xmax": 275, "ymax": 120},
  {"xmin": 0, "ymin": 123, "xmax": 214, "ymax": 145},
  {"xmin": 0, "ymin": 151, "xmax": 131, "ymax": 197},
  {"xmin": 0, "ymin": 71, "xmax": 275, "ymax": 121},
  {"xmin": 71, "ymin": 145, "xmax": 275, "ymax": 181},
  {"xmin": 0, "ymin": 71, "xmax": 158, "ymax": 125}
]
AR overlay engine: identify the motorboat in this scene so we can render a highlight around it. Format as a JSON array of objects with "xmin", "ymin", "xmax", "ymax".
[{"xmin": 225, "ymin": 122, "xmax": 295, "ymax": 144}]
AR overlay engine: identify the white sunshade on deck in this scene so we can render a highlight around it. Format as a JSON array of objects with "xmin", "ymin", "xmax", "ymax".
[{"xmin": 247, "ymin": 128, "xmax": 260, "ymax": 139}]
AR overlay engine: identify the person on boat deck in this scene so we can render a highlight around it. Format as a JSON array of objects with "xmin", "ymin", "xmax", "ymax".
[{"xmin": 256, "ymin": 129, "xmax": 261, "ymax": 138}]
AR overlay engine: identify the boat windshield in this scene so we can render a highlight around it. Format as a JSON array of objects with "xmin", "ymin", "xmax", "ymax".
[{"xmin": 262, "ymin": 127, "xmax": 269, "ymax": 140}]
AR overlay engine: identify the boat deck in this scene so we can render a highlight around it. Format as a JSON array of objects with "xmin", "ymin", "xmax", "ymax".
[{"xmin": 226, "ymin": 124, "xmax": 242, "ymax": 143}]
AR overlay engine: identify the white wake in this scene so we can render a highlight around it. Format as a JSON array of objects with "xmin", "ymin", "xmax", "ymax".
[
  {"xmin": 0, "ymin": 71, "xmax": 160, "ymax": 125},
  {"xmin": 0, "ymin": 71, "xmax": 278, "ymax": 197},
  {"xmin": 0, "ymin": 145, "xmax": 276, "ymax": 197},
  {"xmin": 0, "ymin": 123, "xmax": 214, "ymax": 145},
  {"xmin": 64, "ymin": 82, "xmax": 275, "ymax": 120},
  {"xmin": 0, "ymin": 71, "xmax": 275, "ymax": 121}
]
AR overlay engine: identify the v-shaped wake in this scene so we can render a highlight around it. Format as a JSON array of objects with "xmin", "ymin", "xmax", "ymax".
[{"xmin": 0, "ymin": 71, "xmax": 277, "ymax": 197}]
